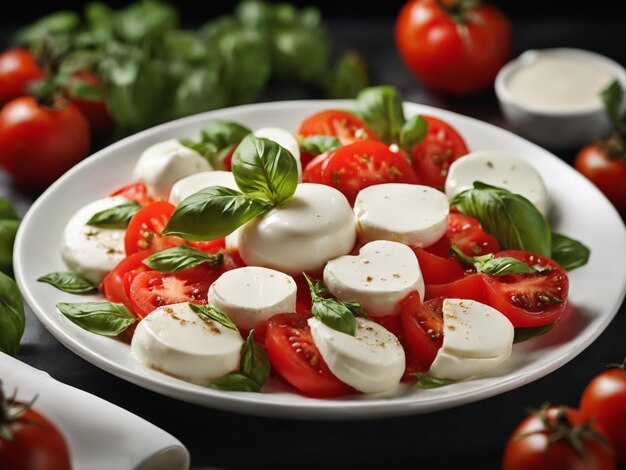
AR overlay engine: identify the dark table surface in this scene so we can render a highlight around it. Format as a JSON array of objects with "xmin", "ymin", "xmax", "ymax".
[{"xmin": 2, "ymin": 16, "xmax": 626, "ymax": 470}]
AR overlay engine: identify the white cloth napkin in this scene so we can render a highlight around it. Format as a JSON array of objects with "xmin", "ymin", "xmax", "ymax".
[{"xmin": 0, "ymin": 353, "xmax": 190, "ymax": 470}]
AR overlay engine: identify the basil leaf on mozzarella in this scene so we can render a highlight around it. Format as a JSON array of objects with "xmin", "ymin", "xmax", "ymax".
[
  {"xmin": 240, "ymin": 330, "xmax": 270, "ymax": 389},
  {"xmin": 56, "ymin": 302, "xmax": 136, "ymax": 336},
  {"xmin": 163, "ymin": 186, "xmax": 270, "ymax": 241},
  {"xmin": 37, "ymin": 271, "xmax": 98, "ymax": 294},
  {"xmin": 231, "ymin": 135, "xmax": 298, "ymax": 205},
  {"xmin": 300, "ymin": 135, "xmax": 341, "ymax": 155},
  {"xmin": 399, "ymin": 114, "xmax": 427, "ymax": 151},
  {"xmin": 143, "ymin": 246, "xmax": 223, "ymax": 273},
  {"xmin": 450, "ymin": 243, "xmax": 536, "ymax": 276},
  {"xmin": 356, "ymin": 85, "xmax": 406, "ymax": 143},
  {"xmin": 188, "ymin": 303, "xmax": 237, "ymax": 331},
  {"xmin": 413, "ymin": 373, "xmax": 456, "ymax": 389},
  {"xmin": 179, "ymin": 139, "xmax": 218, "ymax": 163},
  {"xmin": 550, "ymin": 233, "xmax": 590, "ymax": 271},
  {"xmin": 304, "ymin": 273, "xmax": 361, "ymax": 336},
  {"xmin": 86, "ymin": 202, "xmax": 140, "ymax": 229},
  {"xmin": 0, "ymin": 272, "xmax": 25, "ymax": 356},
  {"xmin": 450, "ymin": 182, "xmax": 552, "ymax": 257}
]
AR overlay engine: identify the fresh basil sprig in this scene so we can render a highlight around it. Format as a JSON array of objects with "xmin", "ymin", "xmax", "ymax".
[
  {"xmin": 212, "ymin": 331, "xmax": 271, "ymax": 393},
  {"xmin": 550, "ymin": 233, "xmax": 591, "ymax": 272},
  {"xmin": 450, "ymin": 243, "xmax": 536, "ymax": 276},
  {"xmin": 451, "ymin": 182, "xmax": 552, "ymax": 257},
  {"xmin": 300, "ymin": 135, "xmax": 341, "ymax": 155},
  {"xmin": 304, "ymin": 273, "xmax": 366, "ymax": 336},
  {"xmin": 86, "ymin": 202, "xmax": 140, "ymax": 229},
  {"xmin": 56, "ymin": 302, "xmax": 136, "ymax": 336},
  {"xmin": 413, "ymin": 373, "xmax": 456, "ymax": 389},
  {"xmin": 37, "ymin": 272, "xmax": 98, "ymax": 294},
  {"xmin": 188, "ymin": 303, "xmax": 237, "ymax": 331},
  {"xmin": 181, "ymin": 120, "xmax": 251, "ymax": 169},
  {"xmin": 143, "ymin": 246, "xmax": 223, "ymax": 273},
  {"xmin": 0, "ymin": 272, "xmax": 25, "ymax": 356}
]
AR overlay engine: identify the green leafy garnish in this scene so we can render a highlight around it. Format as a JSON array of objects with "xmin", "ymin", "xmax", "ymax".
[
  {"xmin": 413, "ymin": 373, "xmax": 456, "ymax": 389},
  {"xmin": 513, "ymin": 323, "xmax": 557, "ymax": 343},
  {"xmin": 399, "ymin": 115, "xmax": 428, "ymax": 152},
  {"xmin": 300, "ymin": 135, "xmax": 341, "ymax": 155},
  {"xmin": 0, "ymin": 272, "xmax": 25, "ymax": 356},
  {"xmin": 37, "ymin": 272, "xmax": 98, "ymax": 294},
  {"xmin": 86, "ymin": 202, "xmax": 140, "ymax": 229},
  {"xmin": 356, "ymin": 85, "xmax": 406, "ymax": 144},
  {"xmin": 56, "ymin": 301, "xmax": 136, "ymax": 336},
  {"xmin": 450, "ymin": 243, "xmax": 536, "ymax": 276},
  {"xmin": 143, "ymin": 246, "xmax": 223, "ymax": 273},
  {"xmin": 188, "ymin": 303, "xmax": 237, "ymax": 331},
  {"xmin": 550, "ymin": 233, "xmax": 591, "ymax": 272},
  {"xmin": 181, "ymin": 120, "xmax": 251, "ymax": 169}
]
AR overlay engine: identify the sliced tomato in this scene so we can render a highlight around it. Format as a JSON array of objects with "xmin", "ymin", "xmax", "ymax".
[
  {"xmin": 425, "ymin": 273, "xmax": 487, "ymax": 303},
  {"xmin": 188, "ymin": 238, "xmax": 226, "ymax": 254},
  {"xmin": 428, "ymin": 213, "xmax": 500, "ymax": 258},
  {"xmin": 128, "ymin": 265, "xmax": 216, "ymax": 319},
  {"xmin": 101, "ymin": 251, "xmax": 152, "ymax": 309},
  {"xmin": 110, "ymin": 181, "xmax": 153, "ymax": 206},
  {"xmin": 400, "ymin": 293, "xmax": 443, "ymax": 370},
  {"xmin": 411, "ymin": 115, "xmax": 469, "ymax": 189},
  {"xmin": 412, "ymin": 247, "xmax": 465, "ymax": 285},
  {"xmin": 321, "ymin": 140, "xmax": 418, "ymax": 205},
  {"xmin": 483, "ymin": 250, "xmax": 569, "ymax": 328},
  {"xmin": 124, "ymin": 201, "xmax": 185, "ymax": 255},
  {"xmin": 265, "ymin": 312, "xmax": 354, "ymax": 397},
  {"xmin": 298, "ymin": 109, "xmax": 379, "ymax": 145},
  {"xmin": 302, "ymin": 152, "xmax": 329, "ymax": 184}
]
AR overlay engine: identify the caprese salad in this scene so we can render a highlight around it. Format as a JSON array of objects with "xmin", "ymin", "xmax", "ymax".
[{"xmin": 39, "ymin": 85, "xmax": 590, "ymax": 398}]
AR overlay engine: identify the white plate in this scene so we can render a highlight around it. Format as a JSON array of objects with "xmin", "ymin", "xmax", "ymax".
[{"xmin": 14, "ymin": 100, "xmax": 626, "ymax": 420}]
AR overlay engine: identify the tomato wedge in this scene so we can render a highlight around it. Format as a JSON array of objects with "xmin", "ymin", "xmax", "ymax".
[
  {"xmin": 412, "ymin": 247, "xmax": 465, "ymax": 285},
  {"xmin": 427, "ymin": 213, "xmax": 500, "ymax": 258},
  {"xmin": 425, "ymin": 273, "xmax": 487, "ymax": 303},
  {"xmin": 400, "ymin": 293, "xmax": 443, "ymax": 370},
  {"xmin": 298, "ymin": 109, "xmax": 379, "ymax": 145},
  {"xmin": 101, "ymin": 251, "xmax": 153, "ymax": 309},
  {"xmin": 110, "ymin": 181, "xmax": 154, "ymax": 206},
  {"xmin": 124, "ymin": 201, "xmax": 185, "ymax": 255}
]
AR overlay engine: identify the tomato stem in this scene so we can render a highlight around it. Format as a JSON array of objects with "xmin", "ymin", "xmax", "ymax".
[{"xmin": 437, "ymin": 0, "xmax": 480, "ymax": 23}]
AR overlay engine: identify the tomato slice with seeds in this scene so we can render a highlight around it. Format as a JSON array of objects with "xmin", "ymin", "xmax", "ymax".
[
  {"xmin": 427, "ymin": 213, "xmax": 500, "ymax": 258},
  {"xmin": 412, "ymin": 247, "xmax": 465, "ymax": 285},
  {"xmin": 265, "ymin": 312, "xmax": 354, "ymax": 397},
  {"xmin": 124, "ymin": 201, "xmax": 185, "ymax": 255},
  {"xmin": 101, "ymin": 251, "xmax": 152, "ymax": 309},
  {"xmin": 302, "ymin": 152, "xmax": 329, "ymax": 184},
  {"xmin": 298, "ymin": 109, "xmax": 379, "ymax": 145},
  {"xmin": 400, "ymin": 293, "xmax": 443, "ymax": 370},
  {"xmin": 109, "ymin": 181, "xmax": 154, "ymax": 206},
  {"xmin": 425, "ymin": 273, "xmax": 487, "ymax": 303}
]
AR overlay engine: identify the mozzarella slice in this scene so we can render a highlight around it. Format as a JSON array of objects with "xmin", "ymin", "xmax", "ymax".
[
  {"xmin": 354, "ymin": 183, "xmax": 449, "ymax": 247},
  {"xmin": 133, "ymin": 139, "xmax": 211, "ymax": 199},
  {"xmin": 445, "ymin": 150, "xmax": 549, "ymax": 215},
  {"xmin": 429, "ymin": 298, "xmax": 514, "ymax": 381},
  {"xmin": 308, "ymin": 317, "xmax": 405, "ymax": 394},
  {"xmin": 169, "ymin": 170, "xmax": 238, "ymax": 205},
  {"xmin": 323, "ymin": 240, "xmax": 424, "ymax": 317},
  {"xmin": 208, "ymin": 267, "xmax": 297, "ymax": 330},
  {"xmin": 131, "ymin": 302, "xmax": 244, "ymax": 382},
  {"xmin": 61, "ymin": 196, "xmax": 130, "ymax": 284},
  {"xmin": 238, "ymin": 183, "xmax": 356, "ymax": 275},
  {"xmin": 253, "ymin": 127, "xmax": 302, "ymax": 181}
]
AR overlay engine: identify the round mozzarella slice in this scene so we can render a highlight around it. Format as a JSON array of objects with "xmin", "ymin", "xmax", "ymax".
[
  {"xmin": 323, "ymin": 240, "xmax": 424, "ymax": 316},
  {"xmin": 133, "ymin": 139, "xmax": 211, "ymax": 199},
  {"xmin": 445, "ymin": 150, "xmax": 549, "ymax": 215},
  {"xmin": 238, "ymin": 183, "xmax": 356, "ymax": 275},
  {"xmin": 354, "ymin": 183, "xmax": 449, "ymax": 247},
  {"xmin": 308, "ymin": 317, "xmax": 405, "ymax": 394},
  {"xmin": 253, "ymin": 127, "xmax": 302, "ymax": 181},
  {"xmin": 169, "ymin": 170, "xmax": 238, "ymax": 205},
  {"xmin": 428, "ymin": 298, "xmax": 514, "ymax": 381},
  {"xmin": 208, "ymin": 267, "xmax": 297, "ymax": 330},
  {"xmin": 61, "ymin": 196, "xmax": 130, "ymax": 284},
  {"xmin": 131, "ymin": 302, "xmax": 244, "ymax": 382}
]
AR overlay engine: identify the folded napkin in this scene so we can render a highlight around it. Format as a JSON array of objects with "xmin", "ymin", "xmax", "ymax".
[{"xmin": 0, "ymin": 353, "xmax": 190, "ymax": 470}]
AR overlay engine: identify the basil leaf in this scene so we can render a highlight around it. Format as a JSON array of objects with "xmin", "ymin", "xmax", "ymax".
[
  {"xmin": 188, "ymin": 303, "xmax": 237, "ymax": 331},
  {"xmin": 343, "ymin": 301, "xmax": 368, "ymax": 318},
  {"xmin": 399, "ymin": 115, "xmax": 427, "ymax": 151},
  {"xmin": 451, "ymin": 182, "xmax": 552, "ymax": 257},
  {"xmin": 300, "ymin": 135, "xmax": 341, "ymax": 155},
  {"xmin": 240, "ymin": 330, "xmax": 270, "ymax": 389},
  {"xmin": 37, "ymin": 272, "xmax": 97, "ymax": 294},
  {"xmin": 56, "ymin": 302, "xmax": 136, "ymax": 336},
  {"xmin": 211, "ymin": 372, "xmax": 261, "ymax": 392},
  {"xmin": 413, "ymin": 373, "xmax": 456, "ymax": 389},
  {"xmin": 231, "ymin": 135, "xmax": 298, "ymax": 204},
  {"xmin": 0, "ymin": 272, "xmax": 25, "ymax": 356},
  {"xmin": 303, "ymin": 272, "xmax": 328, "ymax": 298},
  {"xmin": 15, "ymin": 11, "xmax": 81, "ymax": 45},
  {"xmin": 86, "ymin": 202, "xmax": 140, "ymax": 229},
  {"xmin": 0, "ymin": 199, "xmax": 19, "ymax": 220},
  {"xmin": 67, "ymin": 81, "xmax": 103, "ymax": 101},
  {"xmin": 311, "ymin": 298, "xmax": 357, "ymax": 336},
  {"xmin": 450, "ymin": 244, "xmax": 536, "ymax": 276},
  {"xmin": 356, "ymin": 85, "xmax": 406, "ymax": 143},
  {"xmin": 179, "ymin": 139, "xmax": 218, "ymax": 163},
  {"xmin": 162, "ymin": 186, "xmax": 270, "ymax": 241},
  {"xmin": 514, "ymin": 323, "xmax": 557, "ymax": 343},
  {"xmin": 143, "ymin": 246, "xmax": 223, "ymax": 273},
  {"xmin": 0, "ymin": 220, "xmax": 19, "ymax": 275},
  {"xmin": 324, "ymin": 51, "xmax": 368, "ymax": 99},
  {"xmin": 601, "ymin": 80, "xmax": 623, "ymax": 127},
  {"xmin": 550, "ymin": 233, "xmax": 590, "ymax": 271},
  {"xmin": 200, "ymin": 120, "xmax": 251, "ymax": 149}
]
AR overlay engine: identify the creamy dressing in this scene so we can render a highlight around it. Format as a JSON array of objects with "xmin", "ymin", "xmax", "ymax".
[{"xmin": 506, "ymin": 54, "xmax": 615, "ymax": 111}]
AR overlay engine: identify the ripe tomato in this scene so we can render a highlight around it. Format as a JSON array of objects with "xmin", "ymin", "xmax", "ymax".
[
  {"xmin": 400, "ymin": 293, "xmax": 443, "ymax": 370},
  {"xmin": 302, "ymin": 152, "xmax": 329, "ymax": 184},
  {"xmin": 321, "ymin": 140, "xmax": 418, "ymax": 204},
  {"xmin": 503, "ymin": 406, "xmax": 615, "ymax": 470},
  {"xmin": 483, "ymin": 250, "xmax": 569, "ymax": 328},
  {"xmin": 0, "ymin": 48, "xmax": 43, "ymax": 106},
  {"xmin": 580, "ymin": 367, "xmax": 626, "ymax": 464},
  {"xmin": 101, "ymin": 251, "xmax": 153, "ymax": 310},
  {"xmin": 298, "ymin": 109, "xmax": 379, "ymax": 145},
  {"xmin": 410, "ymin": 115, "xmax": 469, "ymax": 189},
  {"xmin": 128, "ymin": 265, "xmax": 216, "ymax": 319},
  {"xmin": 395, "ymin": 0, "xmax": 511, "ymax": 95},
  {"xmin": 124, "ymin": 201, "xmax": 184, "ymax": 255},
  {"xmin": 426, "ymin": 213, "xmax": 500, "ymax": 258},
  {"xmin": 109, "ymin": 181, "xmax": 153, "ymax": 207},
  {"xmin": 575, "ymin": 142, "xmax": 626, "ymax": 212},
  {"xmin": 67, "ymin": 70, "xmax": 114, "ymax": 135},
  {"xmin": 425, "ymin": 273, "xmax": 487, "ymax": 303},
  {"xmin": 0, "ymin": 96, "xmax": 91, "ymax": 191},
  {"xmin": 0, "ymin": 393, "xmax": 71, "ymax": 470},
  {"xmin": 265, "ymin": 312, "xmax": 354, "ymax": 397},
  {"xmin": 411, "ymin": 247, "xmax": 465, "ymax": 285}
]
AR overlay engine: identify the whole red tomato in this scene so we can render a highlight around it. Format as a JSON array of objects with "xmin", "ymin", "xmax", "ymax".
[
  {"xmin": 0, "ymin": 96, "xmax": 91, "ymax": 191},
  {"xmin": 580, "ymin": 367, "xmax": 626, "ymax": 465},
  {"xmin": 0, "ymin": 48, "xmax": 43, "ymax": 106},
  {"xmin": 395, "ymin": 0, "xmax": 512, "ymax": 95},
  {"xmin": 67, "ymin": 70, "xmax": 114, "ymax": 135},
  {"xmin": 502, "ymin": 406, "xmax": 615, "ymax": 470},
  {"xmin": 575, "ymin": 140, "xmax": 626, "ymax": 213}
]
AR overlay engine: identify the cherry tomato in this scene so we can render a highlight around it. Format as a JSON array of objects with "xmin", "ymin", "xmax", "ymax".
[
  {"xmin": 400, "ymin": 293, "xmax": 443, "ymax": 370},
  {"xmin": 67, "ymin": 70, "xmax": 114, "ymax": 135},
  {"xmin": 425, "ymin": 273, "xmax": 487, "ymax": 303},
  {"xmin": 101, "ymin": 251, "xmax": 153, "ymax": 310},
  {"xmin": 411, "ymin": 247, "xmax": 465, "ymax": 285},
  {"xmin": 265, "ymin": 312, "xmax": 354, "ymax": 397},
  {"xmin": 503, "ymin": 406, "xmax": 615, "ymax": 470},
  {"xmin": 321, "ymin": 140, "xmax": 418, "ymax": 204},
  {"xmin": 302, "ymin": 152, "xmax": 329, "ymax": 184},
  {"xmin": 580, "ymin": 367, "xmax": 626, "ymax": 464},
  {"xmin": 427, "ymin": 213, "xmax": 500, "ymax": 258},
  {"xmin": 124, "ymin": 201, "xmax": 184, "ymax": 255},
  {"xmin": 483, "ymin": 250, "xmax": 569, "ymax": 328},
  {"xmin": 0, "ymin": 48, "xmax": 43, "ymax": 106},
  {"xmin": 575, "ymin": 142, "xmax": 626, "ymax": 212},
  {"xmin": 298, "ymin": 109, "xmax": 379, "ymax": 145},
  {"xmin": 0, "ymin": 97, "xmax": 91, "ymax": 190},
  {"xmin": 109, "ymin": 181, "xmax": 154, "ymax": 207},
  {"xmin": 395, "ymin": 0, "xmax": 512, "ymax": 95},
  {"xmin": 410, "ymin": 115, "xmax": 469, "ymax": 189},
  {"xmin": 128, "ymin": 265, "xmax": 216, "ymax": 319}
]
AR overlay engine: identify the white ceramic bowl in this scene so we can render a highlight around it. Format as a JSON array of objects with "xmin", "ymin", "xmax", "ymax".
[{"xmin": 495, "ymin": 48, "xmax": 626, "ymax": 150}]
